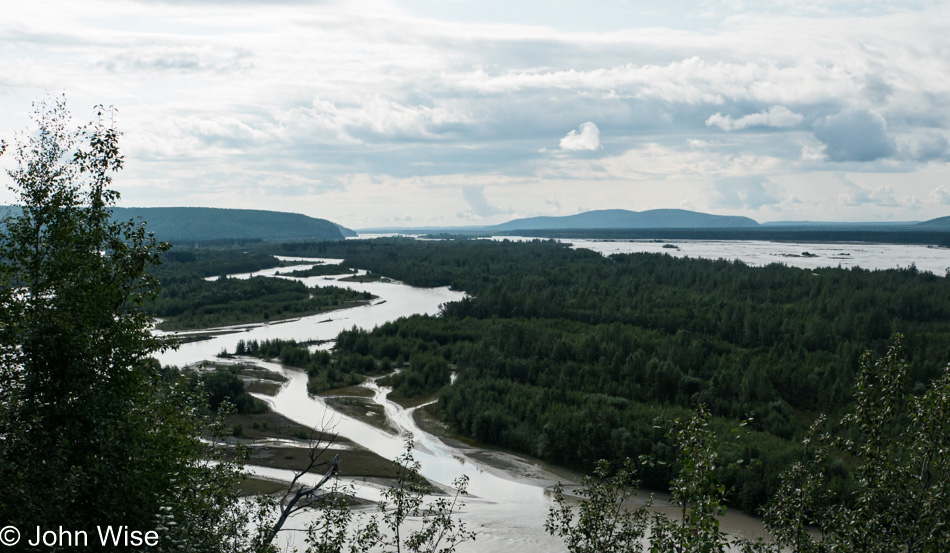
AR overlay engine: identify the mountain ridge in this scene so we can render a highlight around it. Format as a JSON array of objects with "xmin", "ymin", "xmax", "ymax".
[
  {"xmin": 488, "ymin": 208, "xmax": 760, "ymax": 230},
  {"xmin": 112, "ymin": 207, "xmax": 348, "ymax": 243},
  {"xmin": 0, "ymin": 206, "xmax": 349, "ymax": 243}
]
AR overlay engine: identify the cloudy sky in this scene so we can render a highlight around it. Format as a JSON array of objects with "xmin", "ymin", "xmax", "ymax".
[{"xmin": 1, "ymin": 0, "xmax": 949, "ymax": 228}]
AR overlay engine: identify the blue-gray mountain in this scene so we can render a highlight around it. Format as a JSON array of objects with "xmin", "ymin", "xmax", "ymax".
[
  {"xmin": 1, "ymin": 206, "xmax": 352, "ymax": 243},
  {"xmin": 488, "ymin": 209, "xmax": 759, "ymax": 230},
  {"xmin": 110, "ymin": 207, "xmax": 352, "ymax": 243},
  {"xmin": 914, "ymin": 216, "xmax": 950, "ymax": 229}
]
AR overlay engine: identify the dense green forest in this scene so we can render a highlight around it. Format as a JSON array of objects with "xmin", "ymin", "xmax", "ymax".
[
  {"xmin": 277, "ymin": 263, "xmax": 357, "ymax": 277},
  {"xmin": 262, "ymin": 238, "xmax": 950, "ymax": 513},
  {"xmin": 233, "ymin": 338, "xmax": 365, "ymax": 393},
  {"xmin": 6, "ymin": 67, "xmax": 946, "ymax": 553},
  {"xmin": 147, "ymin": 248, "xmax": 372, "ymax": 330}
]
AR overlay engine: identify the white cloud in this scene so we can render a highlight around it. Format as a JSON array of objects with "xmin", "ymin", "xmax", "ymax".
[
  {"xmin": 837, "ymin": 175, "xmax": 899, "ymax": 207},
  {"xmin": 461, "ymin": 185, "xmax": 505, "ymax": 217},
  {"xmin": 705, "ymin": 105, "xmax": 804, "ymax": 131},
  {"xmin": 813, "ymin": 109, "xmax": 896, "ymax": 162},
  {"xmin": 2, "ymin": 0, "xmax": 950, "ymax": 224},
  {"xmin": 559, "ymin": 122, "xmax": 600, "ymax": 151},
  {"xmin": 928, "ymin": 186, "xmax": 950, "ymax": 205},
  {"xmin": 900, "ymin": 131, "xmax": 950, "ymax": 161},
  {"xmin": 712, "ymin": 176, "xmax": 783, "ymax": 209},
  {"xmin": 686, "ymin": 138, "xmax": 723, "ymax": 148}
]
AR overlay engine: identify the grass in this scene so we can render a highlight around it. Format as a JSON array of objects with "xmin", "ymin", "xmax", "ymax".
[
  {"xmin": 324, "ymin": 396, "xmax": 398, "ymax": 435},
  {"xmin": 236, "ymin": 366, "xmax": 288, "ymax": 382},
  {"xmin": 246, "ymin": 380, "xmax": 282, "ymax": 395},
  {"xmin": 321, "ymin": 384, "xmax": 375, "ymax": 398},
  {"xmin": 233, "ymin": 446, "xmax": 403, "ymax": 480},
  {"xmin": 224, "ymin": 410, "xmax": 354, "ymax": 445},
  {"xmin": 236, "ymin": 476, "xmax": 288, "ymax": 497},
  {"xmin": 383, "ymin": 388, "xmax": 437, "ymax": 410},
  {"xmin": 412, "ymin": 402, "xmax": 483, "ymax": 449}
]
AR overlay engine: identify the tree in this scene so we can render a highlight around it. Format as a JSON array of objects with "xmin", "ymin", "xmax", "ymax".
[
  {"xmin": 0, "ymin": 97, "xmax": 252, "ymax": 552},
  {"xmin": 759, "ymin": 416, "xmax": 831, "ymax": 553},
  {"xmin": 547, "ymin": 408, "xmax": 757, "ymax": 553},
  {"xmin": 545, "ymin": 458, "xmax": 650, "ymax": 553},
  {"xmin": 293, "ymin": 435, "xmax": 475, "ymax": 553},
  {"xmin": 763, "ymin": 337, "xmax": 950, "ymax": 553},
  {"xmin": 649, "ymin": 406, "xmax": 737, "ymax": 553},
  {"xmin": 374, "ymin": 436, "xmax": 475, "ymax": 553}
]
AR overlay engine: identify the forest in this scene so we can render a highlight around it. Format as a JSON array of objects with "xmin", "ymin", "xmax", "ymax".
[
  {"xmin": 9, "ymin": 97, "xmax": 947, "ymax": 553},
  {"xmin": 146, "ymin": 249, "xmax": 372, "ymax": 330},
  {"xmin": 259, "ymin": 237, "xmax": 950, "ymax": 513}
]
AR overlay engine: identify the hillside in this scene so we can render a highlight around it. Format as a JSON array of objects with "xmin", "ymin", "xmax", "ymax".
[
  {"xmin": 488, "ymin": 208, "xmax": 759, "ymax": 230},
  {"xmin": 112, "ymin": 207, "xmax": 346, "ymax": 243},
  {"xmin": 916, "ymin": 215, "xmax": 950, "ymax": 229}
]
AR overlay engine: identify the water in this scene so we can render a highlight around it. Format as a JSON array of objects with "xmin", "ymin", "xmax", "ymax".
[
  {"xmin": 238, "ymin": 359, "xmax": 571, "ymax": 552},
  {"xmin": 491, "ymin": 236, "xmax": 950, "ymax": 275},
  {"xmin": 154, "ymin": 254, "xmax": 774, "ymax": 552},
  {"xmin": 154, "ymin": 259, "xmax": 574, "ymax": 551},
  {"xmin": 157, "ymin": 257, "xmax": 464, "ymax": 368}
]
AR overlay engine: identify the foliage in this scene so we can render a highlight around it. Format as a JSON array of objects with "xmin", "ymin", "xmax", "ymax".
[
  {"xmin": 371, "ymin": 437, "xmax": 475, "ymax": 553},
  {"xmin": 549, "ymin": 341, "xmax": 950, "ymax": 553},
  {"xmin": 0, "ymin": 98, "xmax": 254, "ymax": 552},
  {"xmin": 149, "ymin": 274, "xmax": 371, "ymax": 330},
  {"xmin": 193, "ymin": 367, "xmax": 268, "ymax": 414},
  {"xmin": 545, "ymin": 458, "xmax": 650, "ymax": 553},
  {"xmin": 649, "ymin": 407, "xmax": 736, "ymax": 553},
  {"xmin": 759, "ymin": 415, "xmax": 832, "ymax": 553},
  {"xmin": 547, "ymin": 408, "xmax": 756, "ymax": 553},
  {"xmin": 295, "ymin": 436, "xmax": 475, "ymax": 553},
  {"xmin": 157, "ymin": 246, "xmax": 283, "ymax": 279},
  {"xmin": 763, "ymin": 338, "xmax": 950, "ymax": 553},
  {"xmin": 234, "ymin": 338, "xmax": 364, "ymax": 393},
  {"xmin": 278, "ymin": 263, "xmax": 356, "ymax": 277},
  {"xmin": 377, "ymin": 351, "xmax": 450, "ymax": 399},
  {"xmin": 275, "ymin": 237, "xmax": 950, "ymax": 513}
]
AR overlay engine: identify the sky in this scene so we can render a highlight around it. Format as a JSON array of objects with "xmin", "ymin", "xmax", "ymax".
[{"xmin": 1, "ymin": 0, "xmax": 949, "ymax": 228}]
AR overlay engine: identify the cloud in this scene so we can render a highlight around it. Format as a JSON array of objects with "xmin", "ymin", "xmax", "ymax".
[
  {"xmin": 98, "ymin": 46, "xmax": 253, "ymax": 74},
  {"xmin": 928, "ymin": 186, "xmax": 950, "ymax": 205},
  {"xmin": 863, "ymin": 74, "xmax": 894, "ymax": 105},
  {"xmin": 711, "ymin": 176, "xmax": 782, "ymax": 209},
  {"xmin": 461, "ymin": 185, "xmax": 504, "ymax": 217},
  {"xmin": 813, "ymin": 109, "xmax": 896, "ymax": 162},
  {"xmin": 4, "ymin": 0, "xmax": 950, "ymax": 225},
  {"xmin": 902, "ymin": 131, "xmax": 950, "ymax": 161},
  {"xmin": 686, "ymin": 138, "xmax": 723, "ymax": 149},
  {"xmin": 837, "ymin": 176, "xmax": 899, "ymax": 207},
  {"xmin": 705, "ymin": 105, "xmax": 804, "ymax": 132},
  {"xmin": 559, "ymin": 122, "xmax": 600, "ymax": 151}
]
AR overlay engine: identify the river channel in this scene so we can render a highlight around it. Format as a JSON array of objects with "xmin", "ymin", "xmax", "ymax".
[
  {"xmin": 154, "ymin": 256, "xmax": 770, "ymax": 552},
  {"xmin": 491, "ymin": 236, "xmax": 950, "ymax": 275}
]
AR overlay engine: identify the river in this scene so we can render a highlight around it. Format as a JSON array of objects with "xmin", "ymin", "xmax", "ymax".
[
  {"xmin": 154, "ymin": 255, "xmax": 773, "ymax": 552},
  {"xmin": 490, "ymin": 236, "xmax": 949, "ymax": 275}
]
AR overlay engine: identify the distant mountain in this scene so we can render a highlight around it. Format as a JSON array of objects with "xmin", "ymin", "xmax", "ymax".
[
  {"xmin": 111, "ymin": 207, "xmax": 345, "ymax": 243},
  {"xmin": 915, "ymin": 216, "xmax": 950, "ymax": 229},
  {"xmin": 489, "ymin": 209, "xmax": 759, "ymax": 231}
]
